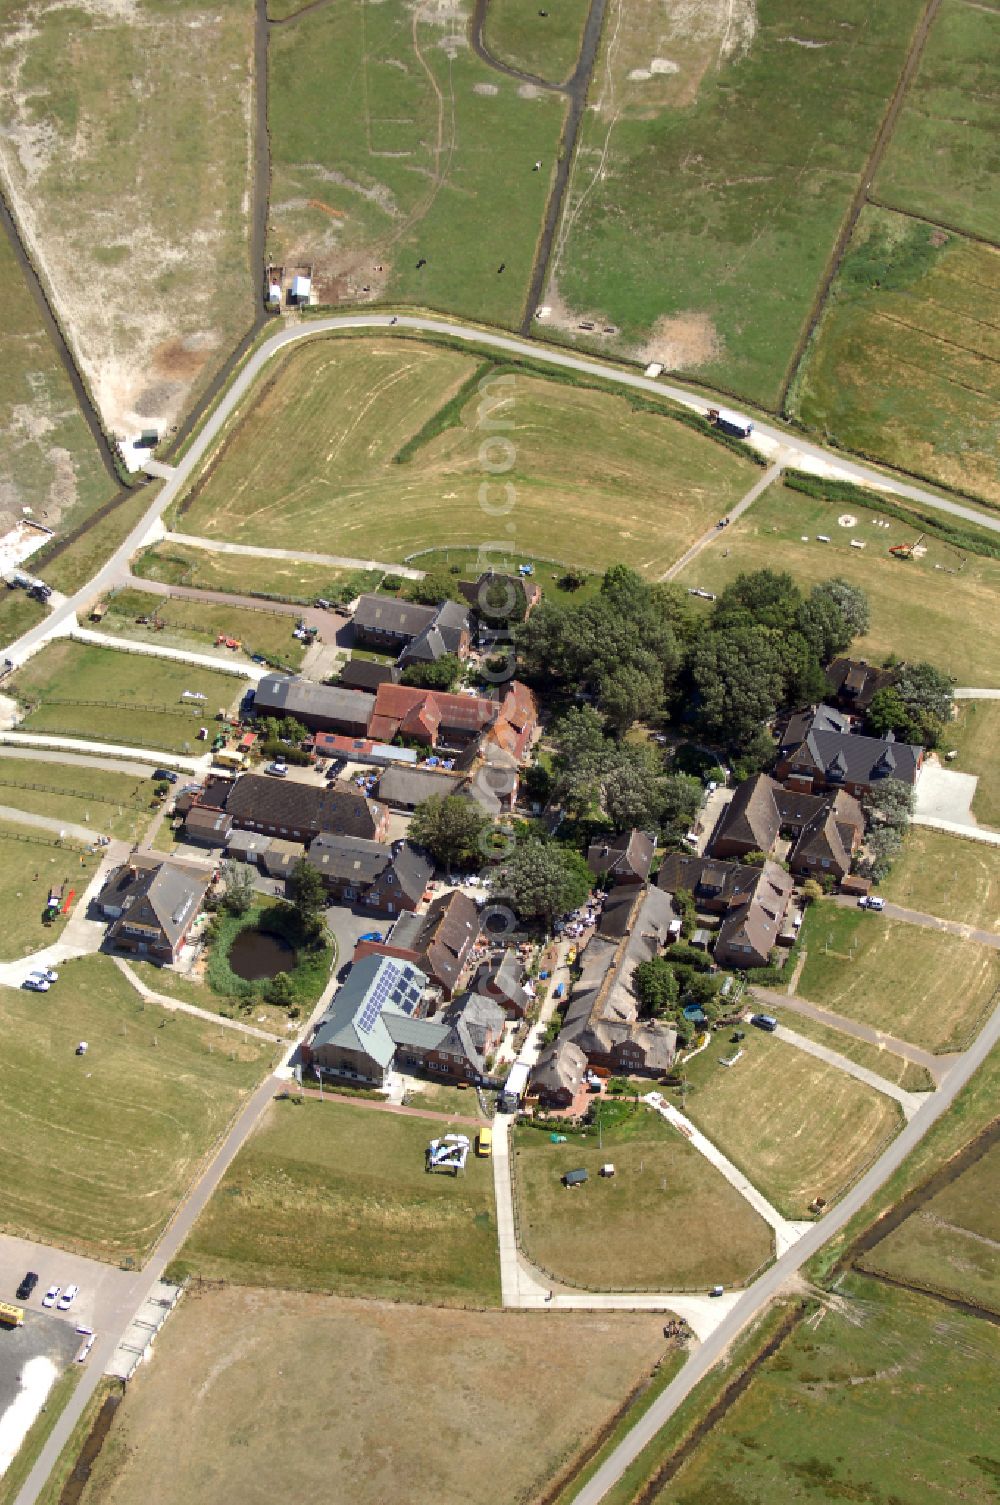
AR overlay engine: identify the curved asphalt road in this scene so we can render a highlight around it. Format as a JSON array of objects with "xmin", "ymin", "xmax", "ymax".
[{"xmin": 6, "ymin": 313, "xmax": 1000, "ymax": 669}]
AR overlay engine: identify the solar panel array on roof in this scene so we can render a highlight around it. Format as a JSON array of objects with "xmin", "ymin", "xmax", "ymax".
[{"xmin": 358, "ymin": 964, "xmax": 396, "ymax": 1033}]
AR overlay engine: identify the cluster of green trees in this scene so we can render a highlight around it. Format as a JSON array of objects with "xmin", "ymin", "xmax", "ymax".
[
  {"xmin": 859, "ymin": 777, "xmax": 916, "ymax": 881},
  {"xmin": 867, "ymin": 661, "xmax": 955, "ymax": 748},
  {"xmin": 632, "ymin": 946, "xmax": 732, "ymax": 1047},
  {"xmin": 399, "ymin": 654, "xmax": 462, "ymax": 691},
  {"xmin": 547, "ymin": 705, "xmax": 702, "ymax": 838},
  {"xmin": 517, "ymin": 565, "xmax": 869, "ymax": 760}
]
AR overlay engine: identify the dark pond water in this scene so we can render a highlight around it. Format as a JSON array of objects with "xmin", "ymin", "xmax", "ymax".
[{"xmin": 229, "ymin": 928, "xmax": 294, "ymax": 981}]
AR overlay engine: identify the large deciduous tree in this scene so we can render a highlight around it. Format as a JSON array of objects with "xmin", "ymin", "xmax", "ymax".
[{"xmin": 410, "ymin": 795, "xmax": 491, "ymax": 871}]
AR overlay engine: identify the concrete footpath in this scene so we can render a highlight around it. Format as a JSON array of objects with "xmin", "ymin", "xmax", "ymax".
[
  {"xmin": 164, "ymin": 530, "xmax": 425, "ymax": 581},
  {"xmin": 773, "ymin": 1023, "xmax": 925, "ymax": 1119}
]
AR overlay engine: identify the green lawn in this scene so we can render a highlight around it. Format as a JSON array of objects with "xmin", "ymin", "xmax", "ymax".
[
  {"xmin": 873, "ymin": 0, "xmax": 1000, "ymax": 243},
  {"xmin": 412, "ymin": 546, "xmax": 604, "ymax": 606},
  {"xmin": 0, "ymin": 0, "xmax": 254, "ymax": 441},
  {"xmin": 176, "ymin": 1097, "xmax": 501, "ymax": 1305},
  {"xmin": 677, "ymin": 480, "xmax": 1000, "ymax": 686},
  {"xmin": 0, "ymin": 232, "xmax": 114, "ymax": 545},
  {"xmin": 0, "ymin": 955, "xmax": 275, "ymax": 1263},
  {"xmin": 102, "ymin": 587, "xmax": 307, "ymax": 670},
  {"xmin": 33, "ymin": 488, "xmax": 154, "ymax": 598},
  {"xmin": 946, "ymin": 700, "xmax": 1000, "ymax": 828},
  {"xmin": 880, "ymin": 826, "xmax": 1000, "ymax": 932},
  {"xmin": 9, "ymin": 640, "xmax": 248, "ymax": 754},
  {"xmin": 179, "ymin": 336, "xmax": 758, "ymax": 575},
  {"xmin": 547, "ymin": 0, "xmax": 926, "ymax": 405},
  {"xmin": 133, "ymin": 541, "xmax": 382, "ymax": 605},
  {"xmin": 0, "ymin": 591, "xmax": 47, "ymax": 653},
  {"xmin": 0, "ymin": 756, "xmax": 157, "ymax": 843},
  {"xmin": 790, "ymin": 208, "xmax": 1000, "ymax": 507},
  {"xmin": 650, "ymin": 1275, "xmax": 1000, "ymax": 1505},
  {"xmin": 858, "ymin": 1143, "xmax": 1000, "ymax": 1315},
  {"xmin": 797, "ymin": 902, "xmax": 1000, "ymax": 1053},
  {"xmin": 0, "ymin": 821, "xmax": 101, "ymax": 961},
  {"xmin": 513, "ymin": 1106, "xmax": 773, "ymax": 1289},
  {"xmin": 482, "ymin": 0, "xmax": 588, "ymax": 84},
  {"xmin": 669, "ymin": 1032, "xmax": 901, "ymax": 1219},
  {"xmin": 124, "ymin": 954, "xmax": 305, "ymax": 1040},
  {"xmin": 268, "ymin": 0, "xmax": 566, "ymax": 326}
]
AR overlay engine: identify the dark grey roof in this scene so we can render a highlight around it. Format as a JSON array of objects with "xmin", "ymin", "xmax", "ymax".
[
  {"xmin": 305, "ymin": 833, "xmax": 391, "ymax": 885},
  {"xmin": 386, "ymin": 842, "xmax": 435, "ymax": 904},
  {"xmin": 532, "ymin": 1039, "xmax": 588, "ymax": 1097},
  {"xmin": 226, "ymin": 774, "xmax": 385, "ymax": 839},
  {"xmin": 254, "ymin": 674, "xmax": 373, "ymax": 727},
  {"xmin": 587, "ymin": 829, "xmax": 655, "ymax": 881},
  {"xmin": 801, "ymin": 729, "xmax": 920, "ymax": 788},
  {"xmin": 353, "ymin": 595, "xmax": 436, "ymax": 639},
  {"xmin": 339, "ymin": 659, "xmax": 400, "ymax": 692},
  {"xmin": 100, "ymin": 856, "xmax": 210, "ymax": 946},
  {"xmin": 377, "ymin": 765, "xmax": 462, "ymax": 808}
]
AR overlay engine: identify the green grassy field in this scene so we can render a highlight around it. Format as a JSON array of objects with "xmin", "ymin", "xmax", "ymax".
[
  {"xmin": 102, "ymin": 588, "xmax": 306, "ymax": 670},
  {"xmin": 176, "ymin": 1097, "xmax": 500, "ymax": 1305},
  {"xmin": 669, "ymin": 1032, "xmax": 900, "ymax": 1219},
  {"xmin": 790, "ymin": 209, "xmax": 1000, "ymax": 506},
  {"xmin": 881, "ymin": 826, "xmax": 1000, "ymax": 932},
  {"xmin": 0, "ymin": 820, "xmax": 100, "ymax": 961},
  {"xmin": 797, "ymin": 902, "xmax": 1000, "ymax": 1053},
  {"xmin": 72, "ymin": 1285, "xmax": 668, "ymax": 1505},
  {"xmin": 546, "ymin": 0, "xmax": 926, "ymax": 404},
  {"xmin": 179, "ymin": 337, "xmax": 758, "ymax": 574},
  {"xmin": 124, "ymin": 958, "xmax": 298, "ymax": 1040},
  {"xmin": 513, "ymin": 1106, "xmax": 773, "ymax": 1289},
  {"xmin": 0, "ymin": 0, "xmax": 254, "ymax": 441},
  {"xmin": 946, "ymin": 700, "xmax": 1000, "ymax": 828},
  {"xmin": 0, "ymin": 233, "xmax": 113, "ymax": 543},
  {"xmin": 0, "ymin": 955, "xmax": 275, "ymax": 1262},
  {"xmin": 0, "ymin": 756, "xmax": 155, "ymax": 843},
  {"xmin": 873, "ymin": 0, "xmax": 1000, "ymax": 243},
  {"xmin": 651, "ymin": 1275, "xmax": 1000, "ymax": 1505},
  {"xmin": 677, "ymin": 480, "xmax": 1000, "ymax": 685},
  {"xmin": 767, "ymin": 1003, "xmax": 933, "ymax": 1094},
  {"xmin": 482, "ymin": 0, "xmax": 587, "ymax": 84},
  {"xmin": 0, "ymin": 591, "xmax": 47, "ymax": 652},
  {"xmin": 34, "ymin": 489, "xmax": 154, "ymax": 598},
  {"xmin": 858, "ymin": 1143, "xmax": 1000, "ymax": 1315},
  {"xmin": 9, "ymin": 640, "xmax": 247, "ymax": 754},
  {"xmin": 268, "ymin": 0, "xmax": 565, "ymax": 326},
  {"xmin": 133, "ymin": 541, "xmax": 382, "ymax": 605},
  {"xmin": 412, "ymin": 545, "xmax": 604, "ymax": 605}
]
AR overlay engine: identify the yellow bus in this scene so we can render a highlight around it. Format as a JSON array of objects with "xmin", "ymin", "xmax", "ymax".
[
  {"xmin": 0, "ymin": 1302, "xmax": 24, "ymax": 1328},
  {"xmin": 213, "ymin": 750, "xmax": 245, "ymax": 771},
  {"xmin": 475, "ymin": 1126, "xmax": 493, "ymax": 1159}
]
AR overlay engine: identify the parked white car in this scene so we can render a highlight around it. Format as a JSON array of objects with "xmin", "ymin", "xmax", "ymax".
[
  {"xmin": 41, "ymin": 1284, "xmax": 60, "ymax": 1308},
  {"xmin": 23, "ymin": 976, "xmax": 50, "ymax": 993},
  {"xmin": 858, "ymin": 895, "xmax": 885, "ymax": 912},
  {"xmin": 29, "ymin": 968, "xmax": 59, "ymax": 984},
  {"xmin": 57, "ymin": 1284, "xmax": 79, "ymax": 1311}
]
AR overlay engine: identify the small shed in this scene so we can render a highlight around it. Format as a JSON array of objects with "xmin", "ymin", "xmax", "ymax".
[
  {"xmin": 267, "ymin": 282, "xmax": 281, "ymax": 306},
  {"xmin": 290, "ymin": 274, "xmax": 312, "ymax": 305},
  {"xmin": 562, "ymin": 1168, "xmax": 588, "ymax": 1188}
]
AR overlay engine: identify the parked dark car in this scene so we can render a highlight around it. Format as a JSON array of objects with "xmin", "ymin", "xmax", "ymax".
[
  {"xmin": 151, "ymin": 768, "xmax": 178, "ymax": 785},
  {"xmin": 16, "ymin": 1271, "xmax": 39, "ymax": 1301}
]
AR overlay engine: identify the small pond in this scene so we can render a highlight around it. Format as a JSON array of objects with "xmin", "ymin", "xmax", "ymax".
[{"xmin": 229, "ymin": 927, "xmax": 295, "ymax": 981}]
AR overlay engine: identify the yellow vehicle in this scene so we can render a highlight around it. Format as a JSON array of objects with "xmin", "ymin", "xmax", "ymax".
[
  {"xmin": 0, "ymin": 1302, "xmax": 24, "ymax": 1328},
  {"xmin": 213, "ymin": 750, "xmax": 245, "ymax": 771},
  {"xmin": 475, "ymin": 1126, "xmax": 493, "ymax": 1159}
]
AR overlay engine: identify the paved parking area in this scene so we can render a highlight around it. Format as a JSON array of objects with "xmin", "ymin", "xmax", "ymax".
[
  {"xmin": 0, "ymin": 1311, "xmax": 80, "ymax": 1472},
  {"xmin": 0, "ymin": 1237, "xmax": 133, "ymax": 1338},
  {"xmin": 914, "ymin": 760, "xmax": 979, "ymax": 827}
]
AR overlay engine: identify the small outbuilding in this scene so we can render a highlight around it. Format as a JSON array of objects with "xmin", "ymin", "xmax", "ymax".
[
  {"xmin": 290, "ymin": 274, "xmax": 312, "ymax": 305},
  {"xmin": 562, "ymin": 1168, "xmax": 589, "ymax": 1188}
]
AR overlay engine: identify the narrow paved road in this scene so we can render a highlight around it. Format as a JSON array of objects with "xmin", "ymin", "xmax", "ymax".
[
  {"xmin": 832, "ymin": 892, "xmax": 1000, "ymax": 950},
  {"xmin": 953, "ymin": 688, "xmax": 1000, "ymax": 699},
  {"xmin": 0, "ymin": 746, "xmax": 158, "ymax": 777},
  {"xmin": 914, "ymin": 814, "xmax": 1000, "ymax": 848},
  {"xmin": 572, "ymin": 986, "xmax": 1000, "ymax": 1505},
  {"xmin": 661, "ymin": 462, "xmax": 784, "ymax": 582},
  {"xmin": 163, "ymin": 530, "xmax": 425, "ymax": 581},
  {"xmin": 0, "ymin": 802, "xmax": 105, "ymax": 844},
  {"xmin": 751, "ymin": 985, "xmax": 953, "ymax": 1079},
  {"xmin": 114, "ymin": 958, "xmax": 284, "ymax": 1044},
  {"xmin": 6, "ymin": 314, "xmax": 999, "ymax": 670}
]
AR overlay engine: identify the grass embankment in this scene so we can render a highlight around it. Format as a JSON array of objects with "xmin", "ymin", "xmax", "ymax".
[
  {"xmin": 0, "ymin": 821, "xmax": 100, "ymax": 960},
  {"xmin": 102, "ymin": 587, "xmax": 306, "ymax": 670},
  {"xmin": 70, "ymin": 1284, "xmax": 668, "ymax": 1505},
  {"xmin": 945, "ymin": 700, "xmax": 1000, "ymax": 828},
  {"xmin": 791, "ymin": 209, "xmax": 1000, "ymax": 507},
  {"xmin": 0, "ymin": 756, "xmax": 155, "ymax": 843},
  {"xmin": 797, "ymin": 902, "xmax": 1000, "ymax": 1054},
  {"xmin": 482, "ymin": 0, "xmax": 588, "ymax": 84},
  {"xmin": 267, "ymin": 0, "xmax": 566, "ymax": 326},
  {"xmin": 133, "ymin": 541, "xmax": 382, "ymax": 605},
  {"xmin": 0, "ymin": 232, "xmax": 114, "ymax": 549},
  {"xmin": 677, "ymin": 479, "xmax": 1000, "ymax": 686},
  {"xmin": 857, "ymin": 1142, "xmax": 1000, "ymax": 1314},
  {"xmin": 179, "ymin": 337, "xmax": 758, "ymax": 576},
  {"xmin": 9, "ymin": 640, "xmax": 247, "ymax": 753},
  {"xmin": 513, "ymin": 1104, "xmax": 773, "ymax": 1289},
  {"xmin": 667, "ymin": 1029, "xmax": 902, "ymax": 1219},
  {"xmin": 175, "ymin": 1098, "xmax": 501, "ymax": 1305},
  {"xmin": 645, "ymin": 1276, "xmax": 1000, "ymax": 1504},
  {"xmin": 880, "ymin": 825, "xmax": 1000, "ymax": 932},
  {"xmin": 0, "ymin": 955, "xmax": 275, "ymax": 1263},
  {"xmin": 549, "ymin": 0, "xmax": 926, "ymax": 404}
]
